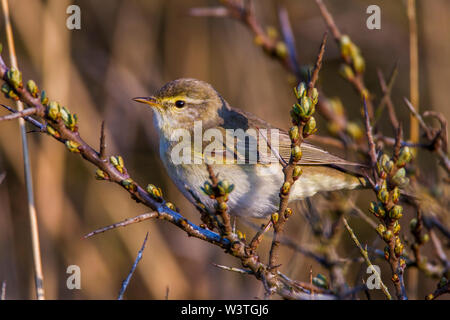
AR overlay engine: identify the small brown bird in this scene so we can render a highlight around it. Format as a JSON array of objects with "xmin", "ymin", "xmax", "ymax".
[{"xmin": 134, "ymin": 78, "xmax": 366, "ymax": 218}]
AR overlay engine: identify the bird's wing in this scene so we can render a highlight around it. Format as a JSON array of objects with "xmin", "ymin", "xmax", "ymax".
[{"xmin": 222, "ymin": 106, "xmax": 363, "ymax": 166}]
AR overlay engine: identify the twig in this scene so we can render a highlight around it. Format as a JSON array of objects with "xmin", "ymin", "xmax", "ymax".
[
  {"xmin": 343, "ymin": 218, "xmax": 392, "ymax": 300},
  {"xmin": 376, "ymin": 67, "xmax": 399, "ymax": 129},
  {"xmin": 1, "ymin": 104, "xmax": 44, "ymax": 130},
  {"xmin": 99, "ymin": 120, "xmax": 106, "ymax": 160},
  {"xmin": 407, "ymin": 0, "xmax": 419, "ymax": 143},
  {"xmin": 1, "ymin": 0, "xmax": 45, "ymax": 300},
  {"xmin": 212, "ymin": 263, "xmax": 253, "ymax": 275},
  {"xmin": 117, "ymin": 232, "xmax": 149, "ymax": 300},
  {"xmin": 0, "ymin": 107, "xmax": 37, "ymax": 121}
]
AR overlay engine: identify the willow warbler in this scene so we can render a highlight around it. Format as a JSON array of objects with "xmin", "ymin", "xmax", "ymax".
[{"xmin": 134, "ymin": 78, "xmax": 365, "ymax": 218}]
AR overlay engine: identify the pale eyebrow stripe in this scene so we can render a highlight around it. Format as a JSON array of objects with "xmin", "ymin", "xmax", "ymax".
[{"xmin": 160, "ymin": 96, "xmax": 208, "ymax": 105}]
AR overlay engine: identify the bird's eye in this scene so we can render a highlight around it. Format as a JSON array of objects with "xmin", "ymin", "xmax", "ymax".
[{"xmin": 175, "ymin": 100, "xmax": 185, "ymax": 108}]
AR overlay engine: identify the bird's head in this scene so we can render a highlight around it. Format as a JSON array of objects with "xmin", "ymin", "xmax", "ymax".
[{"xmin": 134, "ymin": 78, "xmax": 224, "ymax": 137}]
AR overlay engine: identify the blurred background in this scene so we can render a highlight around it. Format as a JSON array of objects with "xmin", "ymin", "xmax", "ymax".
[{"xmin": 0, "ymin": 0, "xmax": 448, "ymax": 299}]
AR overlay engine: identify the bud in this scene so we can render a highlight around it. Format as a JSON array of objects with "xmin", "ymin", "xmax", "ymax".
[
  {"xmin": 397, "ymin": 147, "xmax": 412, "ymax": 167},
  {"xmin": 421, "ymin": 233, "xmax": 430, "ymax": 243},
  {"xmin": 384, "ymin": 246, "xmax": 390, "ymax": 260},
  {"xmin": 393, "ymin": 221, "xmax": 401, "ymax": 235},
  {"xmin": 95, "ymin": 169, "xmax": 108, "ymax": 180},
  {"xmin": 291, "ymin": 145, "xmax": 302, "ymax": 162},
  {"xmin": 216, "ymin": 201, "xmax": 228, "ymax": 212},
  {"xmin": 47, "ymin": 101, "xmax": 60, "ymax": 121},
  {"xmin": 275, "ymin": 41, "xmax": 288, "ymax": 58},
  {"xmin": 289, "ymin": 126, "xmax": 299, "ymax": 142},
  {"xmin": 303, "ymin": 116, "xmax": 317, "ymax": 136},
  {"xmin": 392, "ymin": 168, "xmax": 407, "ymax": 186},
  {"xmin": 65, "ymin": 140, "xmax": 81, "ymax": 153},
  {"xmin": 7, "ymin": 68, "xmax": 22, "ymax": 89},
  {"xmin": 339, "ymin": 64, "xmax": 354, "ymax": 81},
  {"xmin": 217, "ymin": 180, "xmax": 230, "ymax": 196},
  {"xmin": 121, "ymin": 178, "xmax": 136, "ymax": 191},
  {"xmin": 281, "ymin": 182, "xmax": 291, "ymax": 195},
  {"xmin": 293, "ymin": 165, "xmax": 303, "ymax": 180},
  {"xmin": 201, "ymin": 182, "xmax": 214, "ymax": 197},
  {"xmin": 146, "ymin": 184, "xmax": 163, "ymax": 199},
  {"xmin": 391, "ymin": 187, "xmax": 400, "ymax": 203},
  {"xmin": 236, "ymin": 230, "xmax": 245, "ymax": 241},
  {"xmin": 166, "ymin": 202, "xmax": 176, "ymax": 211},
  {"xmin": 299, "ymin": 96, "xmax": 312, "ymax": 118},
  {"xmin": 394, "ymin": 243, "xmax": 404, "ymax": 257},
  {"xmin": 352, "ymin": 54, "xmax": 365, "ymax": 74},
  {"xmin": 26, "ymin": 80, "xmax": 39, "ymax": 97},
  {"xmin": 65, "ymin": 113, "xmax": 78, "ymax": 131},
  {"xmin": 346, "ymin": 122, "xmax": 363, "ymax": 140},
  {"xmin": 294, "ymin": 82, "xmax": 306, "ymax": 99},
  {"xmin": 60, "ymin": 106, "xmax": 70, "ymax": 124},
  {"xmin": 40, "ymin": 90, "xmax": 49, "ymax": 105},
  {"xmin": 382, "ymin": 160, "xmax": 394, "ymax": 175},
  {"xmin": 110, "ymin": 155, "xmax": 124, "ymax": 173},
  {"xmin": 376, "ymin": 224, "xmax": 386, "ymax": 236},
  {"xmin": 383, "ymin": 230, "xmax": 393, "ymax": 241},
  {"xmin": 284, "ymin": 207, "xmax": 293, "ymax": 218},
  {"xmin": 311, "ymin": 87, "xmax": 319, "ymax": 105},
  {"xmin": 313, "ymin": 274, "xmax": 329, "ymax": 289},
  {"xmin": 410, "ymin": 218, "xmax": 418, "ymax": 231},
  {"xmin": 377, "ymin": 189, "xmax": 389, "ymax": 204},
  {"xmin": 389, "ymin": 205, "xmax": 403, "ymax": 220},
  {"xmin": 271, "ymin": 212, "xmax": 279, "ymax": 224},
  {"xmin": 438, "ymin": 277, "xmax": 448, "ymax": 289},
  {"xmin": 46, "ymin": 124, "xmax": 60, "ymax": 138},
  {"xmin": 339, "ymin": 35, "xmax": 352, "ymax": 58}
]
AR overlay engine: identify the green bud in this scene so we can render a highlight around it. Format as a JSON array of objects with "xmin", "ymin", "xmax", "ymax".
[
  {"xmin": 339, "ymin": 35, "xmax": 352, "ymax": 58},
  {"xmin": 60, "ymin": 106, "xmax": 70, "ymax": 124},
  {"xmin": 146, "ymin": 184, "xmax": 163, "ymax": 199},
  {"xmin": 7, "ymin": 68, "xmax": 22, "ymax": 89},
  {"xmin": 397, "ymin": 147, "xmax": 412, "ymax": 167},
  {"xmin": 376, "ymin": 224, "xmax": 386, "ymax": 236},
  {"xmin": 383, "ymin": 230, "xmax": 393, "ymax": 241},
  {"xmin": 313, "ymin": 274, "xmax": 329, "ymax": 289},
  {"xmin": 409, "ymin": 218, "xmax": 418, "ymax": 231},
  {"xmin": 438, "ymin": 277, "xmax": 448, "ymax": 289},
  {"xmin": 392, "ymin": 168, "xmax": 408, "ymax": 186},
  {"xmin": 281, "ymin": 182, "xmax": 291, "ymax": 195},
  {"xmin": 40, "ymin": 90, "xmax": 48, "ymax": 105},
  {"xmin": 26, "ymin": 80, "xmax": 39, "ymax": 97},
  {"xmin": 339, "ymin": 64, "xmax": 354, "ymax": 81},
  {"xmin": 216, "ymin": 201, "xmax": 228, "ymax": 211},
  {"xmin": 201, "ymin": 182, "xmax": 214, "ymax": 197},
  {"xmin": 377, "ymin": 189, "xmax": 389, "ymax": 204},
  {"xmin": 47, "ymin": 101, "xmax": 60, "ymax": 121},
  {"xmin": 346, "ymin": 122, "xmax": 363, "ymax": 140},
  {"xmin": 391, "ymin": 187, "xmax": 400, "ymax": 203},
  {"xmin": 121, "ymin": 178, "xmax": 136, "ymax": 191},
  {"xmin": 271, "ymin": 212, "xmax": 279, "ymax": 224},
  {"xmin": 46, "ymin": 124, "xmax": 60, "ymax": 138},
  {"xmin": 384, "ymin": 246, "xmax": 390, "ymax": 260},
  {"xmin": 110, "ymin": 155, "xmax": 124, "ymax": 173},
  {"xmin": 275, "ymin": 41, "xmax": 288, "ymax": 58},
  {"xmin": 293, "ymin": 165, "xmax": 303, "ymax": 180},
  {"xmin": 95, "ymin": 169, "xmax": 108, "ymax": 180},
  {"xmin": 382, "ymin": 160, "xmax": 394, "ymax": 174},
  {"xmin": 289, "ymin": 126, "xmax": 299, "ymax": 142},
  {"xmin": 294, "ymin": 82, "xmax": 306, "ymax": 99},
  {"xmin": 303, "ymin": 116, "xmax": 317, "ymax": 136},
  {"xmin": 393, "ymin": 221, "xmax": 401, "ymax": 235},
  {"xmin": 166, "ymin": 202, "xmax": 176, "ymax": 211},
  {"xmin": 394, "ymin": 243, "xmax": 404, "ymax": 257},
  {"xmin": 291, "ymin": 145, "xmax": 302, "ymax": 162},
  {"xmin": 421, "ymin": 233, "xmax": 430, "ymax": 243},
  {"xmin": 65, "ymin": 140, "xmax": 81, "ymax": 153},
  {"xmin": 284, "ymin": 207, "xmax": 293, "ymax": 218},
  {"xmin": 299, "ymin": 96, "xmax": 312, "ymax": 117},
  {"xmin": 311, "ymin": 87, "xmax": 319, "ymax": 105},
  {"xmin": 217, "ymin": 180, "xmax": 230, "ymax": 196},
  {"xmin": 236, "ymin": 230, "xmax": 245, "ymax": 241},
  {"xmin": 353, "ymin": 54, "xmax": 365, "ymax": 73},
  {"xmin": 389, "ymin": 205, "xmax": 403, "ymax": 220}
]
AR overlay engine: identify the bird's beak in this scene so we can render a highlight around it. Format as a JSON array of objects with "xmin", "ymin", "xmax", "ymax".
[{"xmin": 133, "ymin": 96, "xmax": 159, "ymax": 108}]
